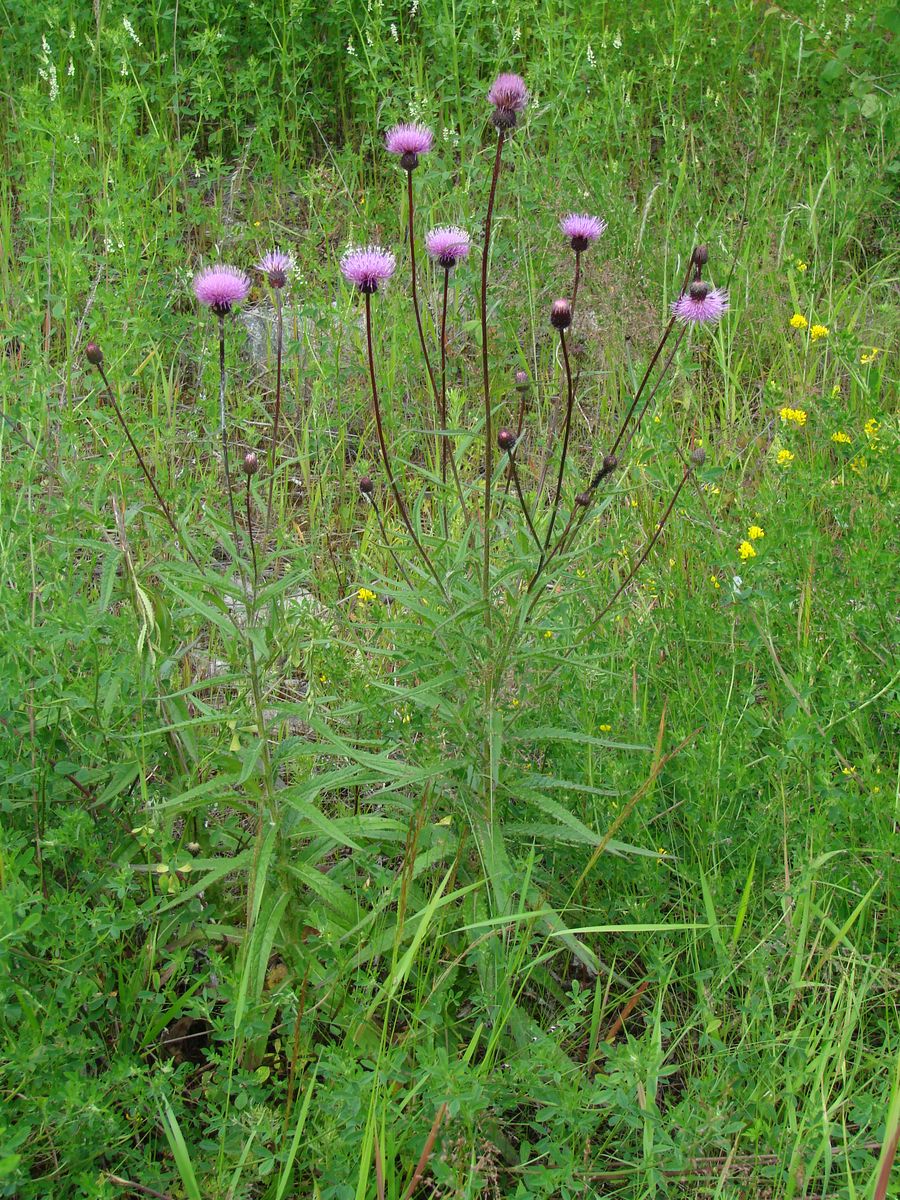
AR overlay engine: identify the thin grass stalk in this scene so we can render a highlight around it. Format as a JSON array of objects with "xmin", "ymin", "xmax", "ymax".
[
  {"xmin": 480, "ymin": 129, "xmax": 506, "ymax": 607},
  {"xmin": 91, "ymin": 360, "xmax": 203, "ymax": 572},
  {"xmin": 264, "ymin": 288, "xmax": 283, "ymax": 540},
  {"xmin": 363, "ymin": 291, "xmax": 447, "ymax": 600}
]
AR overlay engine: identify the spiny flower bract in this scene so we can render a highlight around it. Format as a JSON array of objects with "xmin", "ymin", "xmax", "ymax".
[
  {"xmin": 425, "ymin": 225, "xmax": 471, "ymax": 268},
  {"xmin": 672, "ymin": 282, "xmax": 729, "ymax": 326},
  {"xmin": 193, "ymin": 265, "xmax": 251, "ymax": 314},
  {"xmin": 340, "ymin": 245, "xmax": 397, "ymax": 294},
  {"xmin": 560, "ymin": 212, "xmax": 607, "ymax": 251}
]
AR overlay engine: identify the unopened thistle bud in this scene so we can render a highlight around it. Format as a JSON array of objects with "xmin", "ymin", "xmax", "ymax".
[
  {"xmin": 550, "ymin": 298, "xmax": 572, "ymax": 331},
  {"xmin": 575, "ymin": 491, "xmax": 591, "ymax": 507},
  {"xmin": 498, "ymin": 428, "xmax": 517, "ymax": 453},
  {"xmin": 603, "ymin": 452, "xmax": 618, "ymax": 474},
  {"xmin": 515, "ymin": 369, "xmax": 528, "ymax": 387},
  {"xmin": 359, "ymin": 475, "xmax": 375, "ymax": 496},
  {"xmin": 86, "ymin": 341, "xmax": 103, "ymax": 365},
  {"xmin": 690, "ymin": 446, "xmax": 706, "ymax": 468},
  {"xmin": 692, "ymin": 244, "xmax": 709, "ymax": 271},
  {"xmin": 242, "ymin": 451, "xmax": 259, "ymax": 475}
]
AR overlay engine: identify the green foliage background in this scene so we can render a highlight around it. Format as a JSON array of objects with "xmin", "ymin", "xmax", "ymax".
[{"xmin": 0, "ymin": 0, "xmax": 897, "ymax": 1197}]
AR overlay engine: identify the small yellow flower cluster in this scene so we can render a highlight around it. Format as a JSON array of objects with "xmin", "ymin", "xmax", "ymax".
[
  {"xmin": 543, "ymin": 630, "xmax": 555, "ymax": 640},
  {"xmin": 860, "ymin": 347, "xmax": 880, "ymax": 365},
  {"xmin": 850, "ymin": 455, "xmax": 867, "ymax": 474},
  {"xmin": 790, "ymin": 313, "xmax": 808, "ymax": 330},
  {"xmin": 710, "ymin": 574, "xmax": 720, "ymax": 589},
  {"xmin": 794, "ymin": 258, "xmax": 808, "ymax": 272},
  {"xmin": 776, "ymin": 449, "xmax": 795, "ymax": 466},
  {"xmin": 599, "ymin": 723, "xmax": 612, "ymax": 733},
  {"xmin": 810, "ymin": 324, "xmax": 828, "ymax": 341},
  {"xmin": 738, "ymin": 540, "xmax": 756, "ymax": 560},
  {"xmin": 779, "ymin": 406, "xmax": 807, "ymax": 426},
  {"xmin": 357, "ymin": 587, "xmax": 377, "ymax": 603},
  {"xmin": 747, "ymin": 525, "xmax": 765, "ymax": 541},
  {"xmin": 831, "ymin": 431, "xmax": 852, "ymax": 445},
  {"xmin": 864, "ymin": 418, "xmax": 880, "ymax": 440}
]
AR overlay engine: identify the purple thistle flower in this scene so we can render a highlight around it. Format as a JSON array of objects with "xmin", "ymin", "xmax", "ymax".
[
  {"xmin": 560, "ymin": 213, "xmax": 607, "ymax": 252},
  {"xmin": 425, "ymin": 225, "xmax": 471, "ymax": 270},
  {"xmin": 193, "ymin": 265, "xmax": 251, "ymax": 315},
  {"xmin": 672, "ymin": 281, "xmax": 729, "ymax": 325},
  {"xmin": 258, "ymin": 249, "xmax": 293, "ymax": 288},
  {"xmin": 487, "ymin": 72, "xmax": 528, "ymax": 129},
  {"xmin": 340, "ymin": 245, "xmax": 397, "ymax": 294},
  {"xmin": 385, "ymin": 122, "xmax": 434, "ymax": 170}
]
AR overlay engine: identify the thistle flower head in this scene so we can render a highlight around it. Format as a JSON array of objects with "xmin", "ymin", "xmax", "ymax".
[
  {"xmin": 425, "ymin": 225, "xmax": 471, "ymax": 269},
  {"xmin": 550, "ymin": 298, "xmax": 573, "ymax": 330},
  {"xmin": 690, "ymin": 446, "xmax": 706, "ymax": 468},
  {"xmin": 487, "ymin": 72, "xmax": 528, "ymax": 129},
  {"xmin": 359, "ymin": 475, "xmax": 375, "ymax": 496},
  {"xmin": 193, "ymin": 265, "xmax": 251, "ymax": 315},
  {"xmin": 258, "ymin": 249, "xmax": 293, "ymax": 288},
  {"xmin": 340, "ymin": 245, "xmax": 397, "ymax": 294},
  {"xmin": 498, "ymin": 428, "xmax": 517, "ymax": 453},
  {"xmin": 672, "ymin": 282, "xmax": 729, "ymax": 326},
  {"xmin": 560, "ymin": 212, "xmax": 607, "ymax": 252},
  {"xmin": 515, "ymin": 369, "xmax": 529, "ymax": 386},
  {"xmin": 243, "ymin": 451, "xmax": 259, "ymax": 475},
  {"xmin": 385, "ymin": 122, "xmax": 433, "ymax": 170},
  {"xmin": 85, "ymin": 341, "xmax": 103, "ymax": 366}
]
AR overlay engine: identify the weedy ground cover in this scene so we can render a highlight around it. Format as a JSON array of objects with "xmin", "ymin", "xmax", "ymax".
[{"xmin": 0, "ymin": 1, "xmax": 897, "ymax": 1197}]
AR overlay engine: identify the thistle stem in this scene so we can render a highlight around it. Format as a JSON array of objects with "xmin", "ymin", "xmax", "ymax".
[
  {"xmin": 480, "ymin": 129, "xmax": 506, "ymax": 609},
  {"xmin": 508, "ymin": 455, "xmax": 542, "ymax": 552},
  {"xmin": 584, "ymin": 470, "xmax": 689, "ymax": 635},
  {"xmin": 364, "ymin": 291, "xmax": 447, "ymax": 601},
  {"xmin": 439, "ymin": 266, "xmax": 470, "ymax": 522},
  {"xmin": 619, "ymin": 324, "xmax": 688, "ymax": 457},
  {"xmin": 92, "ymin": 361, "xmax": 203, "ymax": 573},
  {"xmin": 264, "ymin": 287, "xmax": 283, "ymax": 541},
  {"xmin": 571, "ymin": 249, "xmax": 582, "ymax": 312},
  {"xmin": 543, "ymin": 328, "xmax": 575, "ymax": 555},
  {"xmin": 368, "ymin": 493, "xmax": 415, "ymax": 590},
  {"xmin": 246, "ymin": 474, "xmax": 259, "ymax": 593},
  {"xmin": 609, "ymin": 251, "xmax": 696, "ymax": 455}
]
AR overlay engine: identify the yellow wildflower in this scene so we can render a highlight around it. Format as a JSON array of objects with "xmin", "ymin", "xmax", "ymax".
[
  {"xmin": 850, "ymin": 455, "xmax": 866, "ymax": 473},
  {"xmin": 510, "ymin": 698, "xmax": 520, "ymax": 708},
  {"xmin": 747, "ymin": 525, "xmax": 765, "ymax": 541},
  {"xmin": 357, "ymin": 587, "xmax": 376, "ymax": 603},
  {"xmin": 543, "ymin": 630, "xmax": 554, "ymax": 640},
  {"xmin": 790, "ymin": 313, "xmax": 808, "ymax": 330},
  {"xmin": 599, "ymin": 723, "xmax": 612, "ymax": 733},
  {"xmin": 794, "ymin": 259, "xmax": 807, "ymax": 272},
  {"xmin": 831, "ymin": 384, "xmax": 841, "ymax": 397},
  {"xmin": 776, "ymin": 449, "xmax": 794, "ymax": 466},
  {"xmin": 810, "ymin": 324, "xmax": 828, "ymax": 341},
  {"xmin": 864, "ymin": 418, "xmax": 880, "ymax": 439},
  {"xmin": 779, "ymin": 407, "xmax": 807, "ymax": 426},
  {"xmin": 738, "ymin": 541, "xmax": 756, "ymax": 560},
  {"xmin": 831, "ymin": 431, "xmax": 851, "ymax": 444},
  {"xmin": 710, "ymin": 575, "xmax": 720, "ymax": 589},
  {"xmin": 860, "ymin": 347, "xmax": 880, "ymax": 365}
]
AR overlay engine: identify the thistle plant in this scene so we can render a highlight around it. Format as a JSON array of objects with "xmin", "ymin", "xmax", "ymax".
[{"xmin": 82, "ymin": 66, "xmax": 734, "ymax": 1071}]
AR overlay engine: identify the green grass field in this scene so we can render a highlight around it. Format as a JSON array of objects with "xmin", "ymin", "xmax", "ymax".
[{"xmin": 1, "ymin": 1, "xmax": 898, "ymax": 1197}]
